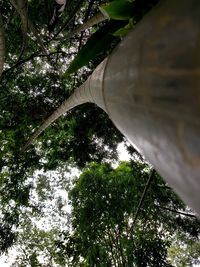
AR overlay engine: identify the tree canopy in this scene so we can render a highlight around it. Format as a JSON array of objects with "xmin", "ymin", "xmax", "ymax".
[{"xmin": 6, "ymin": 160, "xmax": 200, "ymax": 266}]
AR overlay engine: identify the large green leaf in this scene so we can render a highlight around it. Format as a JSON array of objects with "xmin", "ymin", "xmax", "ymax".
[
  {"xmin": 64, "ymin": 21, "xmax": 126, "ymax": 76},
  {"xmin": 99, "ymin": 0, "xmax": 134, "ymax": 20},
  {"xmin": 113, "ymin": 18, "xmax": 134, "ymax": 37}
]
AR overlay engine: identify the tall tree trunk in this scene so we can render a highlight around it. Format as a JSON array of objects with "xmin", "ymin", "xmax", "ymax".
[
  {"xmin": 65, "ymin": 12, "xmax": 107, "ymax": 41},
  {"xmin": 0, "ymin": 14, "xmax": 5, "ymax": 76},
  {"xmin": 25, "ymin": 0, "xmax": 200, "ymax": 216}
]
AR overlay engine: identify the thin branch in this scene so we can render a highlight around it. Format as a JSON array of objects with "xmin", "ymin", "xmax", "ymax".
[
  {"xmin": 28, "ymin": 19, "xmax": 49, "ymax": 56},
  {"xmin": 9, "ymin": 0, "xmax": 49, "ymax": 56},
  {"xmin": 10, "ymin": 0, "xmax": 28, "ymax": 62},
  {"xmin": 52, "ymin": 0, "xmax": 84, "ymax": 40},
  {"xmin": 66, "ymin": 12, "xmax": 106, "ymax": 45},
  {"xmin": 2, "ymin": 50, "xmax": 71, "ymax": 75},
  {"xmin": 155, "ymin": 205, "xmax": 197, "ymax": 218},
  {"xmin": 2, "ymin": 51, "xmax": 39, "ymax": 74},
  {"xmin": 16, "ymin": 35, "xmax": 27, "ymax": 63},
  {"xmin": 78, "ymin": 0, "xmax": 95, "ymax": 51},
  {"xmin": 9, "ymin": 0, "xmax": 28, "ymax": 33},
  {"xmin": 130, "ymin": 168, "xmax": 155, "ymax": 233}
]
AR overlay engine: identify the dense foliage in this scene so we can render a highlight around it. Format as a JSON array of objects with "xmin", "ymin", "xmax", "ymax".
[{"xmin": 6, "ymin": 161, "xmax": 200, "ymax": 266}]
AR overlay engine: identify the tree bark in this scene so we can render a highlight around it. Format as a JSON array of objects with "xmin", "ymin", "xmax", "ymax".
[{"xmin": 25, "ymin": 0, "xmax": 200, "ymax": 216}]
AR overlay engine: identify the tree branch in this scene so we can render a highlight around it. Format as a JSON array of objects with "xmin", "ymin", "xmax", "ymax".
[
  {"xmin": 65, "ymin": 12, "xmax": 106, "ymax": 47},
  {"xmin": 52, "ymin": 0, "xmax": 84, "ymax": 40},
  {"xmin": 9, "ymin": 0, "xmax": 49, "ymax": 56},
  {"xmin": 78, "ymin": 0, "xmax": 96, "ymax": 51},
  {"xmin": 155, "ymin": 205, "xmax": 197, "ymax": 218},
  {"xmin": 129, "ymin": 169, "xmax": 155, "ymax": 234},
  {"xmin": 2, "ymin": 50, "xmax": 71, "ymax": 75}
]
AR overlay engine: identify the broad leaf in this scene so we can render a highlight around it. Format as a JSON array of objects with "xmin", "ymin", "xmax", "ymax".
[
  {"xmin": 113, "ymin": 18, "xmax": 134, "ymax": 37},
  {"xmin": 99, "ymin": 0, "xmax": 134, "ymax": 20},
  {"xmin": 64, "ymin": 21, "xmax": 126, "ymax": 76}
]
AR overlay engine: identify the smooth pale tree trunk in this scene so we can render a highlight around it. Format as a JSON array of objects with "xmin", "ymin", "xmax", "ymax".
[
  {"xmin": 66, "ymin": 12, "xmax": 107, "ymax": 40},
  {"xmin": 25, "ymin": 0, "xmax": 200, "ymax": 215},
  {"xmin": 0, "ymin": 14, "xmax": 5, "ymax": 76}
]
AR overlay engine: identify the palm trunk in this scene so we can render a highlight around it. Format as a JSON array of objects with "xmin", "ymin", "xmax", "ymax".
[
  {"xmin": 25, "ymin": 0, "xmax": 200, "ymax": 216},
  {"xmin": 66, "ymin": 12, "xmax": 107, "ymax": 40},
  {"xmin": 0, "ymin": 14, "xmax": 5, "ymax": 76}
]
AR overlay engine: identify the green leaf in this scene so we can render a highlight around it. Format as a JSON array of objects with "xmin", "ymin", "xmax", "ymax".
[
  {"xmin": 64, "ymin": 22, "xmax": 125, "ymax": 76},
  {"xmin": 113, "ymin": 18, "xmax": 134, "ymax": 37},
  {"xmin": 99, "ymin": 0, "xmax": 134, "ymax": 20}
]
